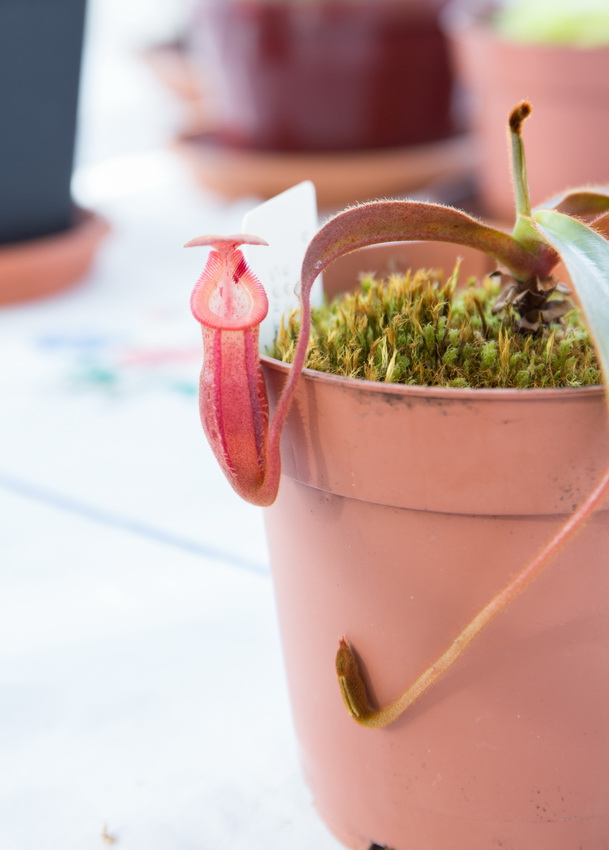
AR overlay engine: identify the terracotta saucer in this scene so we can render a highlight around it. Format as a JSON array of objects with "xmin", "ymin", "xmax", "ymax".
[
  {"xmin": 173, "ymin": 131, "xmax": 475, "ymax": 209},
  {"xmin": 0, "ymin": 208, "xmax": 109, "ymax": 306}
]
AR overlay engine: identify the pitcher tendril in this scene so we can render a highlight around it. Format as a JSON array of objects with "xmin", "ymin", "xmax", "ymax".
[
  {"xmin": 336, "ymin": 460, "xmax": 609, "ymax": 729},
  {"xmin": 510, "ymin": 100, "xmax": 533, "ymax": 219}
]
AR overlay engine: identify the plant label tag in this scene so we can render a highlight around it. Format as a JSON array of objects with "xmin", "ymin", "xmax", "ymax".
[{"xmin": 242, "ymin": 181, "xmax": 322, "ymax": 354}]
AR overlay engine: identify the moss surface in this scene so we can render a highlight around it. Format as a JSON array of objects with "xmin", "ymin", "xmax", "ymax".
[{"xmin": 271, "ymin": 266, "xmax": 602, "ymax": 389}]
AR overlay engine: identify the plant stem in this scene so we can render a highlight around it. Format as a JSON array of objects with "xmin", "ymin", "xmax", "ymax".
[
  {"xmin": 336, "ymin": 460, "xmax": 609, "ymax": 729},
  {"xmin": 508, "ymin": 101, "xmax": 550, "ymax": 262},
  {"xmin": 510, "ymin": 101, "xmax": 533, "ymax": 219}
]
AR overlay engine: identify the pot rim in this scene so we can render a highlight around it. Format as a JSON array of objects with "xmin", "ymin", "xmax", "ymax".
[{"xmin": 261, "ymin": 352, "xmax": 605, "ymax": 402}]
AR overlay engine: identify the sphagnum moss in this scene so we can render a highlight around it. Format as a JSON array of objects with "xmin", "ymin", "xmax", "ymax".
[{"xmin": 271, "ymin": 266, "xmax": 602, "ymax": 389}]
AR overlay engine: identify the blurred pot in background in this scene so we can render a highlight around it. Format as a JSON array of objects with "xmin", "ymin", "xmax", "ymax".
[
  {"xmin": 189, "ymin": 0, "xmax": 456, "ymax": 153},
  {"xmin": 0, "ymin": 0, "xmax": 87, "ymax": 244},
  {"xmin": 0, "ymin": 0, "xmax": 108, "ymax": 305},
  {"xmin": 444, "ymin": 0, "xmax": 609, "ymax": 221}
]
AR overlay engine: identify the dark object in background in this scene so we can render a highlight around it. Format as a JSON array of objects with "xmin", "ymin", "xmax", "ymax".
[
  {"xmin": 0, "ymin": 0, "xmax": 87, "ymax": 245},
  {"xmin": 191, "ymin": 0, "xmax": 455, "ymax": 153}
]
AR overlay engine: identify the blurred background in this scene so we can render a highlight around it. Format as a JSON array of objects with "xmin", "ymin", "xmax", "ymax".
[{"xmin": 1, "ymin": 0, "xmax": 608, "ymax": 847}]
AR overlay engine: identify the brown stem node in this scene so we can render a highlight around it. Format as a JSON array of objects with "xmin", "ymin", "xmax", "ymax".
[{"xmin": 509, "ymin": 101, "xmax": 532, "ymax": 136}]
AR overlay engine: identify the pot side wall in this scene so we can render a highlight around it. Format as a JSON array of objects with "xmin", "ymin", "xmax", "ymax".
[{"xmin": 261, "ymin": 360, "xmax": 609, "ymax": 849}]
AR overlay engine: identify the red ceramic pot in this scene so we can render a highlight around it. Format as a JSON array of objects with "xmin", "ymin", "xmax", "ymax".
[{"xmin": 190, "ymin": 0, "xmax": 456, "ymax": 152}]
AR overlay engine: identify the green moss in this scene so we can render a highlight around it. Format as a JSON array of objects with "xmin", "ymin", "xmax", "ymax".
[{"xmin": 271, "ymin": 266, "xmax": 602, "ymax": 389}]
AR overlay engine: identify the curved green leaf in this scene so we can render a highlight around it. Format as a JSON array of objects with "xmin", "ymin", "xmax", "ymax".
[
  {"xmin": 534, "ymin": 208, "xmax": 609, "ymax": 382},
  {"xmin": 300, "ymin": 201, "xmax": 559, "ymax": 298}
]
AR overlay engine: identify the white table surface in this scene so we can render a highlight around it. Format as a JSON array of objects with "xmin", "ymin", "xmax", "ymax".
[{"xmin": 0, "ymin": 2, "xmax": 346, "ymax": 847}]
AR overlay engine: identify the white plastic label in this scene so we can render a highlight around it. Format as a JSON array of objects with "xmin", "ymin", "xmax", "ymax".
[{"xmin": 242, "ymin": 181, "xmax": 322, "ymax": 354}]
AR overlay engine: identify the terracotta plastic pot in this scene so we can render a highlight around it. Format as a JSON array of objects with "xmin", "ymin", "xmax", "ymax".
[
  {"xmin": 260, "ymin": 244, "xmax": 609, "ymax": 849},
  {"xmin": 190, "ymin": 0, "xmax": 455, "ymax": 152},
  {"xmin": 445, "ymin": 8, "xmax": 609, "ymax": 221}
]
